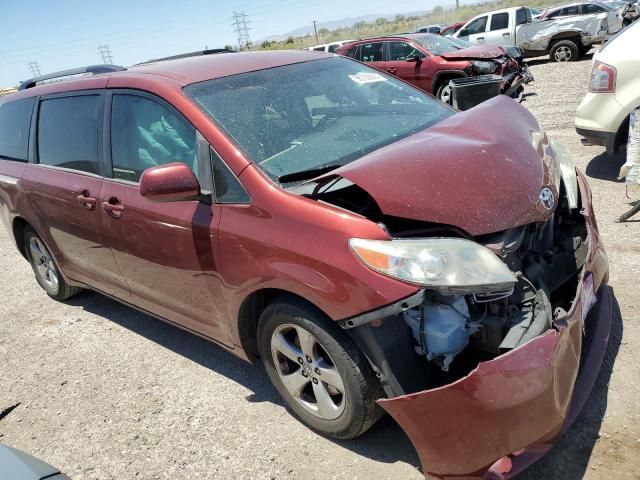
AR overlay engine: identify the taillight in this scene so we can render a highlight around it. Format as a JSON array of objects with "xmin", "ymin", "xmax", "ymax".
[{"xmin": 589, "ymin": 61, "xmax": 616, "ymax": 93}]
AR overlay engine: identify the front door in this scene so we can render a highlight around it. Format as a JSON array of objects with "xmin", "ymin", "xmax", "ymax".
[
  {"xmin": 384, "ymin": 41, "xmax": 433, "ymax": 93},
  {"xmin": 458, "ymin": 15, "xmax": 489, "ymax": 45},
  {"xmin": 21, "ymin": 92, "xmax": 127, "ymax": 298},
  {"xmin": 100, "ymin": 91, "xmax": 232, "ymax": 346}
]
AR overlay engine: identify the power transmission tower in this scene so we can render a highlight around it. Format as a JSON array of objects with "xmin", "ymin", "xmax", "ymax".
[
  {"xmin": 232, "ymin": 11, "xmax": 251, "ymax": 50},
  {"xmin": 28, "ymin": 61, "xmax": 41, "ymax": 77},
  {"xmin": 98, "ymin": 45, "xmax": 114, "ymax": 64},
  {"xmin": 312, "ymin": 20, "xmax": 319, "ymax": 43}
]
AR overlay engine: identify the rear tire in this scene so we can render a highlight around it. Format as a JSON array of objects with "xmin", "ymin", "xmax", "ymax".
[
  {"xmin": 258, "ymin": 296, "xmax": 383, "ymax": 439},
  {"xmin": 549, "ymin": 40, "xmax": 579, "ymax": 62},
  {"xmin": 24, "ymin": 227, "xmax": 81, "ymax": 301}
]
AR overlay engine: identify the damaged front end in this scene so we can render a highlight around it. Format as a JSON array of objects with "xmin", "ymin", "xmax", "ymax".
[
  {"xmin": 288, "ymin": 98, "xmax": 610, "ymax": 478},
  {"xmin": 336, "ymin": 173, "xmax": 610, "ymax": 478}
]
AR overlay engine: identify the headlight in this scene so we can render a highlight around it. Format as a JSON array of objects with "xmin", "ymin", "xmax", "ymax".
[
  {"xmin": 349, "ymin": 237, "xmax": 516, "ymax": 294},
  {"xmin": 471, "ymin": 60, "xmax": 498, "ymax": 74}
]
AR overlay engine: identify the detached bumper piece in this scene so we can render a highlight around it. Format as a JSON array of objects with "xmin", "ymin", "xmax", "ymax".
[{"xmin": 379, "ymin": 283, "xmax": 610, "ymax": 479}]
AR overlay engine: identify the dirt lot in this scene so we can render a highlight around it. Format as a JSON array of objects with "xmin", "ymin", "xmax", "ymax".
[{"xmin": 1, "ymin": 56, "xmax": 639, "ymax": 480}]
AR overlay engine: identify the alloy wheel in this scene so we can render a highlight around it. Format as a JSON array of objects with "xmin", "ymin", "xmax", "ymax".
[
  {"xmin": 29, "ymin": 237, "xmax": 59, "ymax": 292},
  {"xmin": 270, "ymin": 324, "xmax": 346, "ymax": 420},
  {"xmin": 554, "ymin": 46, "xmax": 572, "ymax": 62},
  {"xmin": 439, "ymin": 84, "xmax": 453, "ymax": 105}
]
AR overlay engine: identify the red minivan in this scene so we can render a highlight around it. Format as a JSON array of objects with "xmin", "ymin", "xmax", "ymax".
[{"xmin": 0, "ymin": 51, "xmax": 611, "ymax": 479}]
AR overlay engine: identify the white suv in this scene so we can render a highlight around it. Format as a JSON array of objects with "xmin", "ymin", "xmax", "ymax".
[{"xmin": 575, "ymin": 22, "xmax": 640, "ymax": 154}]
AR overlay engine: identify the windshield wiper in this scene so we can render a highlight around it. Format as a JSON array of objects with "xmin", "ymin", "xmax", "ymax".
[{"xmin": 278, "ymin": 164, "xmax": 343, "ymax": 183}]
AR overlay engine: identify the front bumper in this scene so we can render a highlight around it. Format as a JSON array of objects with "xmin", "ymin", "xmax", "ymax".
[{"xmin": 376, "ymin": 171, "xmax": 611, "ymax": 479}]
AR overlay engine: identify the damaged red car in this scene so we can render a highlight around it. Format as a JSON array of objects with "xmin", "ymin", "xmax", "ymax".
[
  {"xmin": 336, "ymin": 33, "xmax": 531, "ymax": 103},
  {"xmin": 0, "ymin": 51, "xmax": 610, "ymax": 479}
]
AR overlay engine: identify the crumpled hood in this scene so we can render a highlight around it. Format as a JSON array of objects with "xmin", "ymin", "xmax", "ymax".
[
  {"xmin": 439, "ymin": 45, "xmax": 506, "ymax": 60},
  {"xmin": 328, "ymin": 96, "xmax": 560, "ymax": 236}
]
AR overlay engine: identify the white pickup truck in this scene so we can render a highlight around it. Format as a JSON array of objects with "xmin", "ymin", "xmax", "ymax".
[{"xmin": 454, "ymin": 5, "xmax": 622, "ymax": 62}]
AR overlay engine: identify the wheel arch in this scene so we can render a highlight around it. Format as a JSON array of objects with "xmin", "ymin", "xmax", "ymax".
[
  {"xmin": 237, "ymin": 288, "xmax": 329, "ymax": 362},
  {"xmin": 549, "ymin": 32, "xmax": 582, "ymax": 46},
  {"xmin": 432, "ymin": 70, "xmax": 467, "ymax": 94},
  {"xmin": 11, "ymin": 216, "xmax": 30, "ymax": 260}
]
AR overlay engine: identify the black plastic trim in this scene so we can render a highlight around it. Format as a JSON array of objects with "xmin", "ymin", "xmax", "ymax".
[{"xmin": 338, "ymin": 289, "xmax": 424, "ymax": 329}]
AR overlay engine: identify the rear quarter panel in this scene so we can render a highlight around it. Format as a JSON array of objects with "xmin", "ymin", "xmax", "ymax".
[{"xmin": 0, "ymin": 159, "xmax": 27, "ymax": 248}]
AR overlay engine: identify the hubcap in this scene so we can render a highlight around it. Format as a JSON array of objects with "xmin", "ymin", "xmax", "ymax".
[
  {"xmin": 270, "ymin": 324, "xmax": 346, "ymax": 420},
  {"xmin": 29, "ymin": 237, "xmax": 59, "ymax": 292},
  {"xmin": 439, "ymin": 84, "xmax": 453, "ymax": 105},
  {"xmin": 555, "ymin": 46, "xmax": 572, "ymax": 62}
]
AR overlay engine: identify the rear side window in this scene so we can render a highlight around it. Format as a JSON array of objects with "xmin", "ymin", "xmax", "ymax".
[
  {"xmin": 0, "ymin": 97, "xmax": 35, "ymax": 162},
  {"xmin": 360, "ymin": 42, "xmax": 383, "ymax": 62},
  {"xmin": 38, "ymin": 95, "xmax": 101, "ymax": 174},
  {"xmin": 111, "ymin": 94, "xmax": 197, "ymax": 182},
  {"xmin": 490, "ymin": 13, "xmax": 509, "ymax": 30}
]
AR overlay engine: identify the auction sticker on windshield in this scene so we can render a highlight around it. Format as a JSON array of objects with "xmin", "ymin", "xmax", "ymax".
[{"xmin": 349, "ymin": 72, "xmax": 386, "ymax": 85}]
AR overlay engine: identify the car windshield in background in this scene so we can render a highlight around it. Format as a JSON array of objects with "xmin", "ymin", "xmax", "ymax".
[
  {"xmin": 442, "ymin": 36, "xmax": 473, "ymax": 49},
  {"xmin": 185, "ymin": 57, "xmax": 452, "ymax": 183},
  {"xmin": 414, "ymin": 34, "xmax": 469, "ymax": 55}
]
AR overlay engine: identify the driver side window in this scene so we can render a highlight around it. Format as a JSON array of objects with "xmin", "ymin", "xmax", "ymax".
[
  {"xmin": 466, "ymin": 16, "xmax": 488, "ymax": 35},
  {"xmin": 387, "ymin": 41, "xmax": 424, "ymax": 61},
  {"xmin": 111, "ymin": 94, "xmax": 197, "ymax": 183}
]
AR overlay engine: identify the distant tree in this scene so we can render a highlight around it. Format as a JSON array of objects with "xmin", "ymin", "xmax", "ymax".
[
  {"xmin": 319, "ymin": 27, "xmax": 329, "ymax": 34},
  {"xmin": 261, "ymin": 40, "xmax": 273, "ymax": 48},
  {"xmin": 353, "ymin": 21, "xmax": 367, "ymax": 28},
  {"xmin": 375, "ymin": 17, "xmax": 388, "ymax": 25},
  {"xmin": 433, "ymin": 5, "xmax": 444, "ymax": 14},
  {"xmin": 224, "ymin": 44, "xmax": 234, "ymax": 50},
  {"xmin": 286, "ymin": 36, "xmax": 295, "ymax": 44},
  {"xmin": 395, "ymin": 14, "xmax": 406, "ymax": 22}
]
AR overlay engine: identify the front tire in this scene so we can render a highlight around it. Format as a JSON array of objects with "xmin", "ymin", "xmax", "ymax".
[
  {"xmin": 24, "ymin": 227, "xmax": 81, "ymax": 301},
  {"xmin": 436, "ymin": 81, "xmax": 454, "ymax": 105},
  {"xmin": 258, "ymin": 297, "xmax": 383, "ymax": 439},
  {"xmin": 550, "ymin": 40, "xmax": 579, "ymax": 62}
]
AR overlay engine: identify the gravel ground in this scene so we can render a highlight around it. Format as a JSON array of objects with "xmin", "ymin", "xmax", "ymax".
[{"xmin": 1, "ymin": 55, "xmax": 639, "ymax": 480}]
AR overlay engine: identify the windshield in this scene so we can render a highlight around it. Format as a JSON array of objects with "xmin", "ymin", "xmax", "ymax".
[
  {"xmin": 185, "ymin": 57, "xmax": 452, "ymax": 183},
  {"xmin": 414, "ymin": 34, "xmax": 470, "ymax": 54}
]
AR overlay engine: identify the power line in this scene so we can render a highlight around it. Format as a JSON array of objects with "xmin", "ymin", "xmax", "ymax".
[
  {"xmin": 28, "ymin": 61, "xmax": 41, "ymax": 77},
  {"xmin": 231, "ymin": 11, "xmax": 251, "ymax": 50},
  {"xmin": 98, "ymin": 45, "xmax": 114, "ymax": 64}
]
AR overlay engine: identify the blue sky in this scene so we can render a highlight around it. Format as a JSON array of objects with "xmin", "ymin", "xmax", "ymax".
[{"xmin": 0, "ymin": 0, "xmax": 454, "ymax": 87}]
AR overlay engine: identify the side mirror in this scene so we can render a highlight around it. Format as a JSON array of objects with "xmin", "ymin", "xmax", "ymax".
[
  {"xmin": 406, "ymin": 54, "xmax": 422, "ymax": 63},
  {"xmin": 459, "ymin": 28, "xmax": 470, "ymax": 37},
  {"xmin": 139, "ymin": 162, "xmax": 201, "ymax": 202}
]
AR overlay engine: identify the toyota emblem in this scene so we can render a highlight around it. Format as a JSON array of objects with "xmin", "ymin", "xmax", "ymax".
[{"xmin": 540, "ymin": 187, "xmax": 555, "ymax": 211}]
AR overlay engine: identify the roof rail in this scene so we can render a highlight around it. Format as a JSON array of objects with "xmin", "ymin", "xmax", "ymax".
[
  {"xmin": 139, "ymin": 48, "xmax": 237, "ymax": 65},
  {"xmin": 18, "ymin": 64, "xmax": 126, "ymax": 91}
]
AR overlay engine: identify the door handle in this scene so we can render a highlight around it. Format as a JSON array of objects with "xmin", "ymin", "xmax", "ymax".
[
  {"xmin": 77, "ymin": 191, "xmax": 97, "ymax": 210},
  {"xmin": 502, "ymin": 32, "xmax": 511, "ymax": 37},
  {"xmin": 387, "ymin": 68, "xmax": 397, "ymax": 74},
  {"xmin": 477, "ymin": 37, "xmax": 485, "ymax": 41},
  {"xmin": 102, "ymin": 199, "xmax": 125, "ymax": 219}
]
